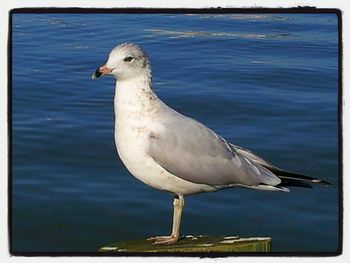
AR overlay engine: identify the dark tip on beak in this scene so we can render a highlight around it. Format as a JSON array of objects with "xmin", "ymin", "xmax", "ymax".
[
  {"xmin": 92, "ymin": 68, "xmax": 102, "ymax": 80},
  {"xmin": 94, "ymin": 68, "xmax": 102, "ymax": 78}
]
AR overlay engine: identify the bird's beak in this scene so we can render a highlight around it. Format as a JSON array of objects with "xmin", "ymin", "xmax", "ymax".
[{"xmin": 92, "ymin": 65, "xmax": 112, "ymax": 80}]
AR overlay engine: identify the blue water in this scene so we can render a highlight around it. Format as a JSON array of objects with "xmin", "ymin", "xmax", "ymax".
[{"xmin": 11, "ymin": 13, "xmax": 339, "ymax": 253}]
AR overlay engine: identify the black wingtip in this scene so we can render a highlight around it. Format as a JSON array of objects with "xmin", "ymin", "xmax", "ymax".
[
  {"xmin": 312, "ymin": 179, "xmax": 332, "ymax": 186},
  {"xmin": 280, "ymin": 178, "xmax": 313, "ymax": 189},
  {"xmin": 265, "ymin": 166, "xmax": 332, "ymax": 187}
]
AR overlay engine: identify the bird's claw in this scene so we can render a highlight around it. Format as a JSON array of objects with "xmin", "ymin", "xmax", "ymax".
[{"xmin": 147, "ymin": 235, "xmax": 179, "ymax": 245}]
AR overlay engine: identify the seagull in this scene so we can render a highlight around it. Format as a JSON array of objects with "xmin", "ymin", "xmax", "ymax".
[{"xmin": 92, "ymin": 43, "xmax": 330, "ymax": 245}]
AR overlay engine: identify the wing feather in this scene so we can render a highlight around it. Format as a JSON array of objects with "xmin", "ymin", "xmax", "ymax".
[{"xmin": 147, "ymin": 115, "xmax": 280, "ymax": 187}]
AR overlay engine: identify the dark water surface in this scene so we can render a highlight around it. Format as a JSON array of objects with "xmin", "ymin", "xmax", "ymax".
[{"xmin": 11, "ymin": 13, "xmax": 339, "ymax": 253}]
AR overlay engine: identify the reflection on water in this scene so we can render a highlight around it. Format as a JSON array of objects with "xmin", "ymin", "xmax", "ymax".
[{"xmin": 144, "ymin": 28, "xmax": 292, "ymax": 39}]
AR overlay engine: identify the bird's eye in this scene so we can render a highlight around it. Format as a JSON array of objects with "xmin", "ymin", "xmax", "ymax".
[{"xmin": 124, "ymin": 56, "xmax": 134, "ymax": 62}]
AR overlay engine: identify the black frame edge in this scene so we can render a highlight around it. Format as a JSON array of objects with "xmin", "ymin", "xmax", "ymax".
[{"xmin": 8, "ymin": 8, "xmax": 13, "ymax": 256}]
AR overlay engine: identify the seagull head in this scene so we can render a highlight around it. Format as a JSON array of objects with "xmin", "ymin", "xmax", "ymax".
[{"xmin": 92, "ymin": 43, "xmax": 151, "ymax": 81}]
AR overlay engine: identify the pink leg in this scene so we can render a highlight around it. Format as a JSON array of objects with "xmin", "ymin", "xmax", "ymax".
[{"xmin": 147, "ymin": 195, "xmax": 184, "ymax": 245}]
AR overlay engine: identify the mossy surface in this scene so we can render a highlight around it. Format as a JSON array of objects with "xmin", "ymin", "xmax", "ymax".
[{"xmin": 99, "ymin": 235, "xmax": 271, "ymax": 253}]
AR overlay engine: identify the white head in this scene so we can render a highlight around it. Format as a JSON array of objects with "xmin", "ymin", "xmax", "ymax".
[{"xmin": 92, "ymin": 43, "xmax": 151, "ymax": 81}]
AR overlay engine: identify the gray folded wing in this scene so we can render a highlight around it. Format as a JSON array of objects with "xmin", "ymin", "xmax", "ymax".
[
  {"xmin": 147, "ymin": 115, "xmax": 281, "ymax": 187},
  {"xmin": 230, "ymin": 143, "xmax": 276, "ymax": 168}
]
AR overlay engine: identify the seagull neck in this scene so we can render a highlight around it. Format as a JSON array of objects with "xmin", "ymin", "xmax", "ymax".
[{"xmin": 114, "ymin": 75, "xmax": 159, "ymax": 116}]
